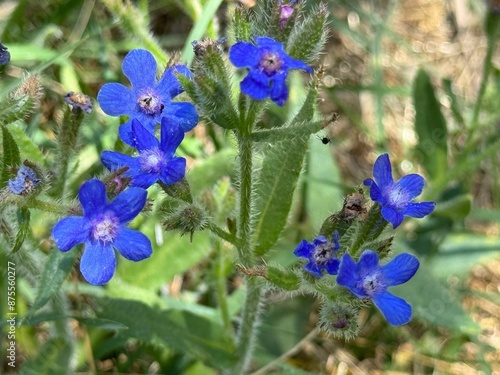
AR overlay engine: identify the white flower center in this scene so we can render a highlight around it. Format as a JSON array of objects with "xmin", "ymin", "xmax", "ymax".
[
  {"xmin": 91, "ymin": 213, "xmax": 120, "ymax": 244},
  {"xmin": 139, "ymin": 148, "xmax": 166, "ymax": 173}
]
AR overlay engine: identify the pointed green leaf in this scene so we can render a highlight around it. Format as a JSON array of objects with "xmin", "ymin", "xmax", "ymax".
[
  {"xmin": 267, "ymin": 266, "xmax": 300, "ymax": 291},
  {"xmin": 0, "ymin": 125, "xmax": 22, "ymax": 189},
  {"xmin": 29, "ymin": 250, "xmax": 77, "ymax": 313},
  {"xmin": 412, "ymin": 69, "xmax": 448, "ymax": 181},
  {"xmin": 97, "ymin": 298, "xmax": 237, "ymax": 368},
  {"xmin": 11, "ymin": 207, "xmax": 30, "ymax": 253},
  {"xmin": 7, "ymin": 123, "xmax": 46, "ymax": 166},
  {"xmin": 253, "ymin": 83, "xmax": 318, "ymax": 256}
]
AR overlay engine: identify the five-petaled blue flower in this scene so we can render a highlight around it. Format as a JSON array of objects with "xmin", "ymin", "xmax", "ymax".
[
  {"xmin": 337, "ymin": 250, "xmax": 419, "ymax": 326},
  {"xmin": 101, "ymin": 118, "xmax": 186, "ymax": 189},
  {"xmin": 229, "ymin": 36, "xmax": 312, "ymax": 106},
  {"xmin": 52, "ymin": 179, "xmax": 152, "ymax": 285},
  {"xmin": 97, "ymin": 49, "xmax": 198, "ymax": 146},
  {"xmin": 363, "ymin": 153, "xmax": 435, "ymax": 228},
  {"xmin": 294, "ymin": 231, "xmax": 340, "ymax": 277},
  {"xmin": 8, "ymin": 165, "xmax": 41, "ymax": 195}
]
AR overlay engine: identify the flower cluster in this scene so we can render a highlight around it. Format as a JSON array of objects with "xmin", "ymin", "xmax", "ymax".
[
  {"xmin": 294, "ymin": 153, "xmax": 434, "ymax": 326},
  {"xmin": 52, "ymin": 49, "xmax": 194, "ymax": 285}
]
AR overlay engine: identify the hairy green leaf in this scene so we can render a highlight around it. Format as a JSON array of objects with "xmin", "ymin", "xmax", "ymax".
[
  {"xmin": 97, "ymin": 298, "xmax": 237, "ymax": 368},
  {"xmin": 1, "ymin": 126, "xmax": 22, "ymax": 189},
  {"xmin": 412, "ymin": 69, "xmax": 448, "ymax": 181}
]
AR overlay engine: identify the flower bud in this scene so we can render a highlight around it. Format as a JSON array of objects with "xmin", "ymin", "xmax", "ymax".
[
  {"xmin": 163, "ymin": 202, "xmax": 209, "ymax": 240},
  {"xmin": 318, "ymin": 301, "xmax": 360, "ymax": 340}
]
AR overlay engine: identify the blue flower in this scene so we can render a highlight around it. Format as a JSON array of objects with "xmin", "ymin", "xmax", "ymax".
[
  {"xmin": 97, "ymin": 49, "xmax": 198, "ymax": 146},
  {"xmin": 229, "ymin": 36, "xmax": 312, "ymax": 106},
  {"xmin": 294, "ymin": 231, "xmax": 340, "ymax": 277},
  {"xmin": 8, "ymin": 165, "xmax": 41, "ymax": 195},
  {"xmin": 101, "ymin": 118, "xmax": 186, "ymax": 189},
  {"xmin": 337, "ymin": 250, "xmax": 419, "ymax": 326},
  {"xmin": 363, "ymin": 153, "xmax": 435, "ymax": 228},
  {"xmin": 52, "ymin": 179, "xmax": 152, "ymax": 285}
]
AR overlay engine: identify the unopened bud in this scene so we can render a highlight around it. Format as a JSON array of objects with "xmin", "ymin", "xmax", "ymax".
[{"xmin": 319, "ymin": 301, "xmax": 360, "ymax": 340}]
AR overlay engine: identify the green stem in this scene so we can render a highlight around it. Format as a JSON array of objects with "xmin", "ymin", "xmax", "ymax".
[
  {"xmin": 215, "ymin": 241, "xmax": 231, "ymax": 333},
  {"xmin": 233, "ymin": 277, "xmax": 263, "ymax": 375},
  {"xmin": 230, "ymin": 116, "xmax": 265, "ymax": 374},
  {"xmin": 206, "ymin": 221, "xmax": 240, "ymax": 246},
  {"xmin": 27, "ymin": 199, "xmax": 70, "ymax": 214},
  {"xmin": 235, "ymin": 132, "xmax": 253, "ymax": 266}
]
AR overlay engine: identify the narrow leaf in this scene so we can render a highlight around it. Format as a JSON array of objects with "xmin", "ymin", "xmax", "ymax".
[
  {"xmin": 97, "ymin": 297, "xmax": 237, "ymax": 368},
  {"xmin": 0, "ymin": 125, "xmax": 22, "ymax": 189},
  {"xmin": 29, "ymin": 250, "xmax": 77, "ymax": 313},
  {"xmin": 11, "ymin": 207, "xmax": 30, "ymax": 253},
  {"xmin": 412, "ymin": 69, "xmax": 448, "ymax": 181}
]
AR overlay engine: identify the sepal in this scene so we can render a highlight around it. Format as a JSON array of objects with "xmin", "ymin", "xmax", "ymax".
[
  {"xmin": 163, "ymin": 202, "xmax": 209, "ymax": 240},
  {"xmin": 318, "ymin": 301, "xmax": 360, "ymax": 340}
]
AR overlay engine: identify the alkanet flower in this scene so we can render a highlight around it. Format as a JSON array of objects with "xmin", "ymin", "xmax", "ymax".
[
  {"xmin": 363, "ymin": 153, "xmax": 435, "ymax": 228},
  {"xmin": 294, "ymin": 231, "xmax": 340, "ymax": 277},
  {"xmin": 228, "ymin": 36, "xmax": 312, "ymax": 106},
  {"xmin": 101, "ymin": 118, "xmax": 186, "ymax": 189},
  {"xmin": 97, "ymin": 49, "xmax": 198, "ymax": 146},
  {"xmin": 8, "ymin": 165, "xmax": 41, "ymax": 195},
  {"xmin": 337, "ymin": 250, "xmax": 419, "ymax": 326},
  {"xmin": 52, "ymin": 179, "xmax": 152, "ymax": 285}
]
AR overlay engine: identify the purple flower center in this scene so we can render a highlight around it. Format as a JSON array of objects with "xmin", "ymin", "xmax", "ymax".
[
  {"xmin": 137, "ymin": 88, "xmax": 164, "ymax": 115},
  {"xmin": 259, "ymin": 51, "xmax": 284, "ymax": 76},
  {"xmin": 139, "ymin": 148, "xmax": 166, "ymax": 173},
  {"xmin": 359, "ymin": 271, "xmax": 385, "ymax": 297},
  {"xmin": 313, "ymin": 242, "xmax": 336, "ymax": 264},
  {"xmin": 91, "ymin": 213, "xmax": 120, "ymax": 244}
]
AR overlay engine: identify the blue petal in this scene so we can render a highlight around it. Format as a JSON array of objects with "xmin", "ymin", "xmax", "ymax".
[
  {"xmin": 131, "ymin": 173, "xmax": 159, "ymax": 189},
  {"xmin": 229, "ymin": 41, "xmax": 260, "ymax": 68},
  {"xmin": 304, "ymin": 261, "xmax": 323, "ymax": 277},
  {"xmin": 97, "ymin": 83, "xmax": 135, "ymax": 116},
  {"xmin": 312, "ymin": 235, "xmax": 327, "ymax": 247},
  {"xmin": 381, "ymin": 206, "xmax": 404, "ymax": 228},
  {"xmin": 324, "ymin": 258, "xmax": 340, "ymax": 275},
  {"xmin": 255, "ymin": 36, "xmax": 282, "ymax": 50},
  {"xmin": 373, "ymin": 154, "xmax": 393, "ymax": 188},
  {"xmin": 80, "ymin": 242, "xmax": 116, "ymax": 285},
  {"xmin": 402, "ymin": 201, "xmax": 435, "ymax": 218},
  {"xmin": 357, "ymin": 250, "xmax": 379, "ymax": 274},
  {"xmin": 131, "ymin": 119, "xmax": 159, "ymax": 152},
  {"xmin": 160, "ymin": 157, "xmax": 186, "ymax": 185},
  {"xmin": 241, "ymin": 70, "xmax": 270, "ymax": 100},
  {"xmin": 114, "ymin": 226, "xmax": 152, "ymax": 261},
  {"xmin": 363, "ymin": 178, "xmax": 383, "ymax": 202},
  {"xmin": 337, "ymin": 253, "xmax": 367, "ymax": 298},
  {"xmin": 157, "ymin": 65, "xmax": 191, "ymax": 98},
  {"xmin": 163, "ymin": 102, "xmax": 199, "ymax": 132},
  {"xmin": 109, "ymin": 187, "xmax": 147, "ymax": 223},
  {"xmin": 101, "ymin": 151, "xmax": 140, "ymax": 175},
  {"xmin": 52, "ymin": 217, "xmax": 89, "ymax": 251},
  {"xmin": 381, "ymin": 253, "xmax": 419, "ymax": 286},
  {"xmin": 395, "ymin": 174, "xmax": 425, "ymax": 199},
  {"xmin": 270, "ymin": 71, "xmax": 288, "ymax": 106},
  {"xmin": 122, "ymin": 49, "xmax": 157, "ymax": 89},
  {"xmin": 372, "ymin": 290, "xmax": 412, "ymax": 326},
  {"xmin": 118, "ymin": 119, "xmax": 135, "ymax": 146},
  {"xmin": 79, "ymin": 179, "xmax": 107, "ymax": 217},
  {"xmin": 283, "ymin": 55, "xmax": 313, "ymax": 73},
  {"xmin": 160, "ymin": 118, "xmax": 184, "ymax": 155},
  {"xmin": 332, "ymin": 230, "xmax": 340, "ymax": 251},
  {"xmin": 294, "ymin": 239, "xmax": 314, "ymax": 258}
]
